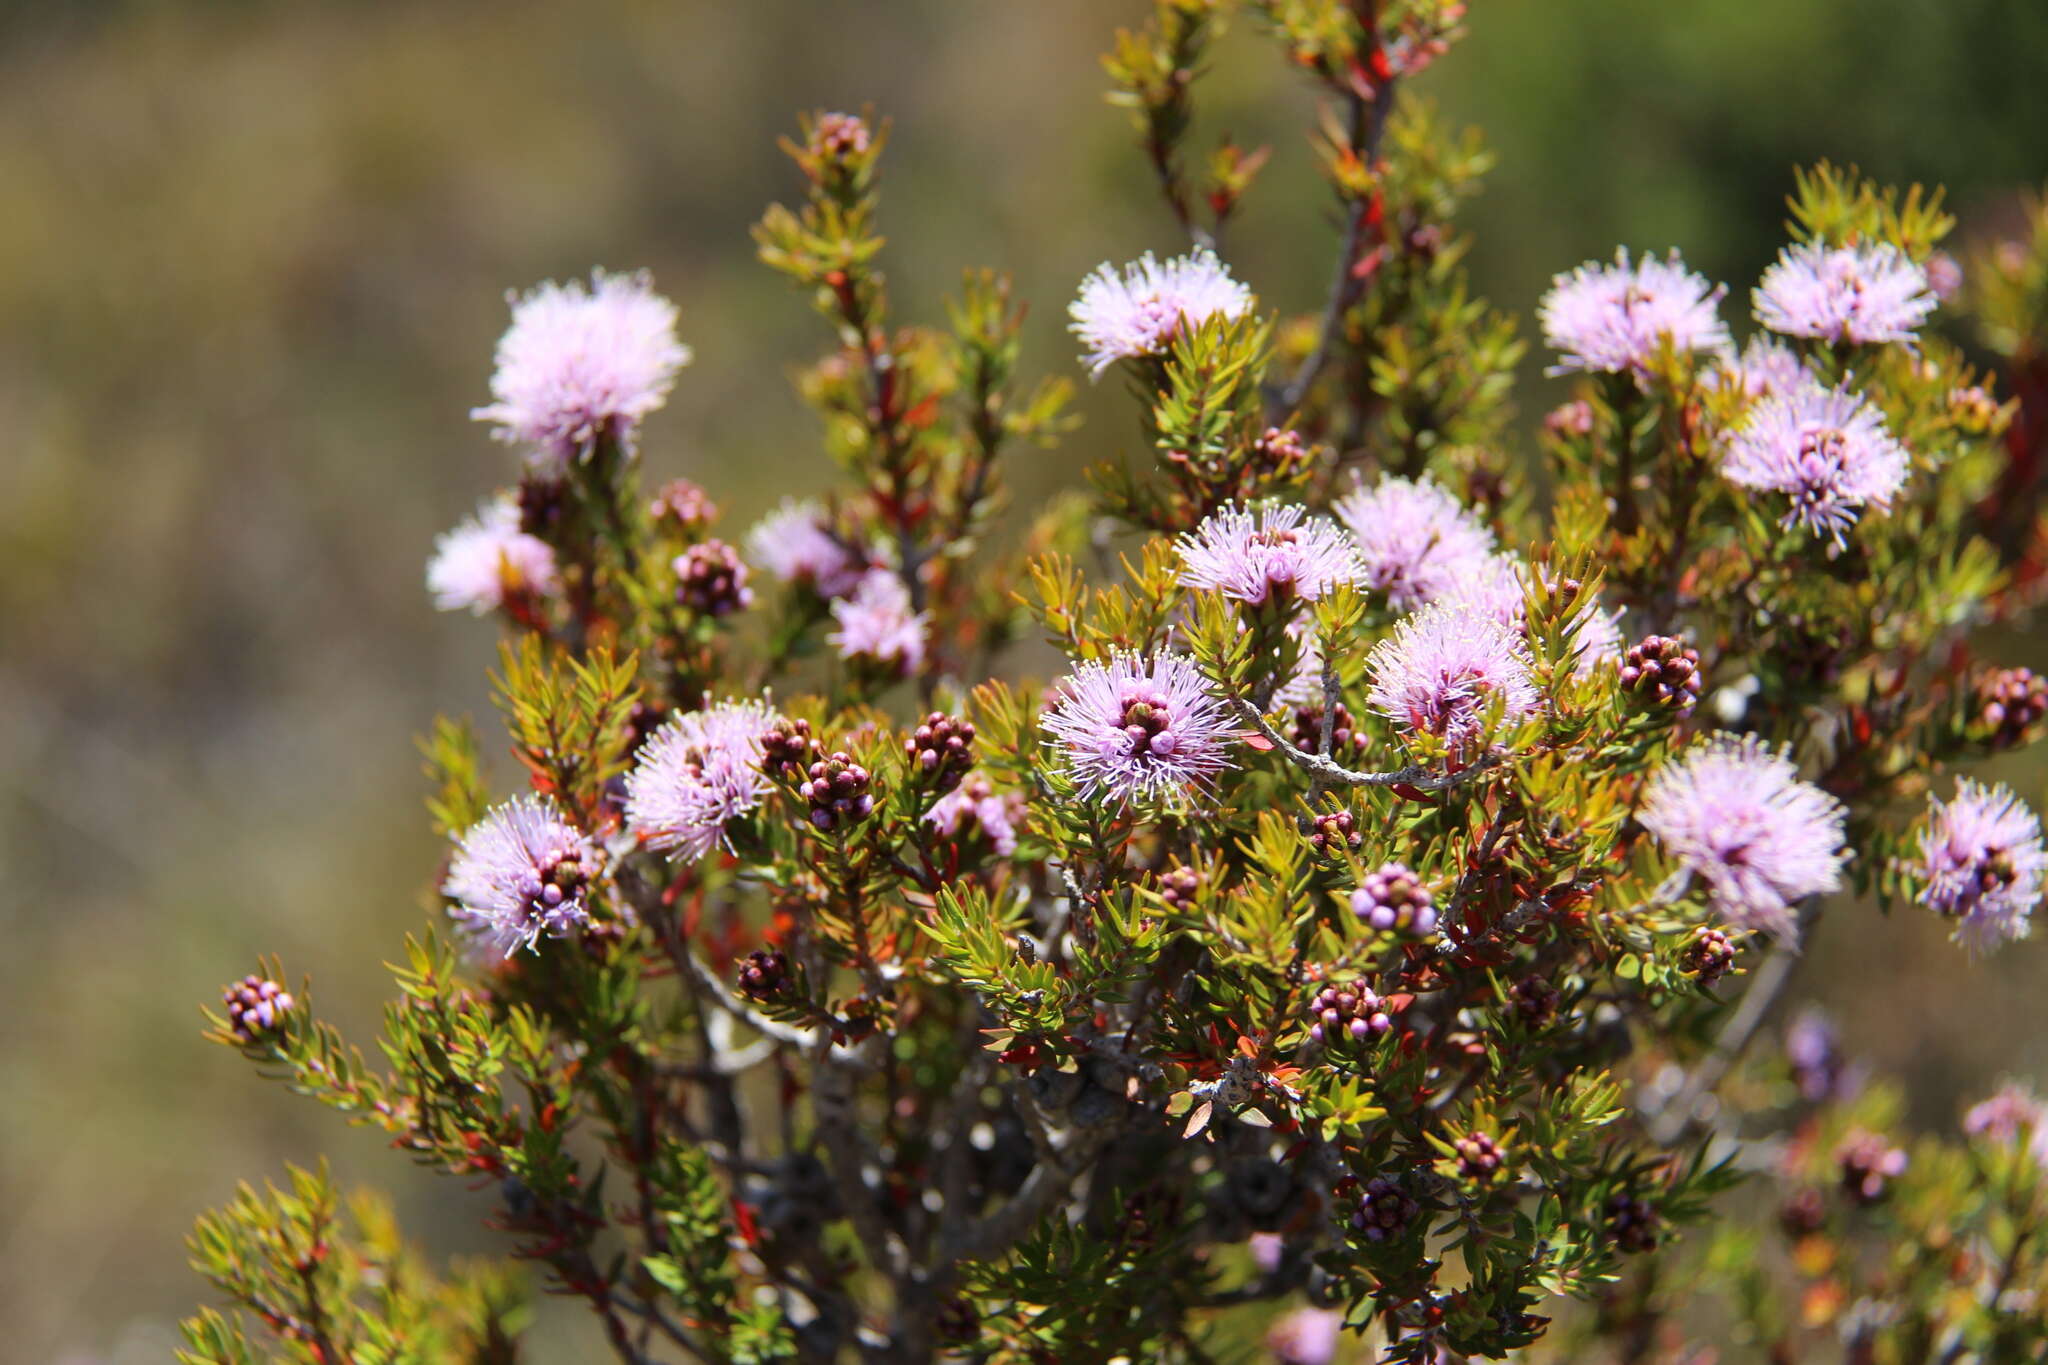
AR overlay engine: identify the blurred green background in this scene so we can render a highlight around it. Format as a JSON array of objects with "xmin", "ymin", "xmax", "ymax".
[{"xmin": 5, "ymin": 1, "xmax": 2046, "ymax": 1359}]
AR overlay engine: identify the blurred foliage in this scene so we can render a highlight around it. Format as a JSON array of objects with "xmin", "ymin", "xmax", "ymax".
[{"xmin": 5, "ymin": 1, "xmax": 2048, "ymax": 1360}]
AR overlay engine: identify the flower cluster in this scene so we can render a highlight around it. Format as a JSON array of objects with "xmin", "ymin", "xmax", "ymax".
[
  {"xmin": 1913, "ymin": 778, "xmax": 2045, "ymax": 952},
  {"xmin": 1538, "ymin": 248, "xmax": 1730, "ymax": 375},
  {"xmin": 1753, "ymin": 241, "xmax": 1937, "ymax": 345},
  {"xmin": 1042, "ymin": 652, "xmax": 1237, "ymax": 801},
  {"xmin": 1721, "ymin": 381, "xmax": 1910, "ymax": 547},
  {"xmin": 427, "ymin": 497, "xmax": 560, "ymax": 614},
  {"xmin": 1068, "ymin": 247, "xmax": 1252, "ymax": 376},
  {"xmin": 443, "ymin": 796, "xmax": 599, "ymax": 956},
  {"xmin": 1365, "ymin": 602, "xmax": 1541, "ymax": 751},
  {"xmin": 624, "ymin": 700, "xmax": 781, "ymax": 862},
  {"xmin": 1174, "ymin": 501, "xmax": 1362, "ymax": 605}
]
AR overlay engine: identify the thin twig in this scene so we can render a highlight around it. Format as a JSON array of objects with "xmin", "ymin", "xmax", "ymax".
[{"xmin": 1232, "ymin": 697, "xmax": 1501, "ymax": 791}]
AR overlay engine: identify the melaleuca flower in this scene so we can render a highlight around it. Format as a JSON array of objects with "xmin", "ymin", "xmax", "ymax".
[
  {"xmin": 1365, "ymin": 603, "xmax": 1541, "ymax": 751},
  {"xmin": 1266, "ymin": 1307, "xmax": 1343, "ymax": 1365},
  {"xmin": 1716, "ymin": 334, "xmax": 1809, "ymax": 399},
  {"xmin": 1721, "ymin": 381, "xmax": 1909, "ymax": 548},
  {"xmin": 1913, "ymin": 778, "xmax": 2045, "ymax": 953},
  {"xmin": 426, "ymin": 496, "xmax": 561, "ymax": 614},
  {"xmin": 1964, "ymin": 1084, "xmax": 2048, "ymax": 1160},
  {"xmin": 1331, "ymin": 474, "xmax": 1499, "ymax": 613},
  {"xmin": 745, "ymin": 497, "xmax": 867, "ymax": 598},
  {"xmin": 1068, "ymin": 247, "xmax": 1253, "ymax": 377},
  {"xmin": 1786, "ymin": 1006, "xmax": 1858, "ymax": 1103},
  {"xmin": 923, "ymin": 773, "xmax": 1025, "ymax": 856},
  {"xmin": 1637, "ymin": 735, "xmax": 1846, "ymax": 940},
  {"xmin": 443, "ymin": 796, "xmax": 599, "ymax": 956},
  {"xmin": 472, "ymin": 269, "xmax": 692, "ymax": 465},
  {"xmin": 827, "ymin": 569, "xmax": 929, "ymax": 675},
  {"xmin": 1753, "ymin": 240, "xmax": 1936, "ymax": 345},
  {"xmin": 1438, "ymin": 552, "xmax": 1530, "ymax": 627},
  {"xmin": 1173, "ymin": 501, "xmax": 1363, "ymax": 605},
  {"xmin": 624, "ymin": 699, "xmax": 782, "ymax": 862},
  {"xmin": 1538, "ymin": 248, "xmax": 1730, "ymax": 375},
  {"xmin": 1042, "ymin": 652, "xmax": 1237, "ymax": 801}
]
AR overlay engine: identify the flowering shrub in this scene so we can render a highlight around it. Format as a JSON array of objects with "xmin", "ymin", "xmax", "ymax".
[{"xmin": 182, "ymin": 4, "xmax": 2048, "ymax": 1363}]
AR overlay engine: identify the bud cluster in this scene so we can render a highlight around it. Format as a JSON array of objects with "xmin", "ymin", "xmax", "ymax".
[
  {"xmin": 1453, "ymin": 1131, "xmax": 1505, "ymax": 1183},
  {"xmin": 1307, "ymin": 809, "xmax": 1363, "ymax": 857},
  {"xmin": 673, "ymin": 540, "xmax": 752, "ymax": 617},
  {"xmin": 1619, "ymin": 635, "xmax": 1702, "ymax": 713},
  {"xmin": 1157, "ymin": 865, "xmax": 1203, "ymax": 912},
  {"xmin": 1508, "ymin": 973, "xmax": 1559, "ymax": 1024},
  {"xmin": 648, "ymin": 478, "xmax": 717, "ymax": 529},
  {"xmin": 1836, "ymin": 1131, "xmax": 1907, "ymax": 1206},
  {"xmin": 760, "ymin": 719, "xmax": 818, "ymax": 778},
  {"xmin": 904, "ymin": 712, "xmax": 975, "ymax": 791},
  {"xmin": 1350, "ymin": 862, "xmax": 1439, "ymax": 937},
  {"xmin": 1682, "ymin": 927, "xmax": 1737, "ymax": 984},
  {"xmin": 223, "ymin": 975, "xmax": 297, "ymax": 1044},
  {"xmin": 801, "ymin": 752, "xmax": 874, "ymax": 831},
  {"xmin": 1606, "ymin": 1194, "xmax": 1660, "ymax": 1253},
  {"xmin": 1307, "ymin": 981, "xmax": 1394, "ymax": 1046},
  {"xmin": 1352, "ymin": 1176, "xmax": 1421, "ymax": 1244},
  {"xmin": 736, "ymin": 949, "xmax": 790, "ymax": 1000},
  {"xmin": 1290, "ymin": 701, "xmax": 1359, "ymax": 757},
  {"xmin": 1977, "ymin": 666, "xmax": 2048, "ymax": 749}
]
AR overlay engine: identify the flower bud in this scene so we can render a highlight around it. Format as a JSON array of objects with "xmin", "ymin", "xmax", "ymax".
[
  {"xmin": 801, "ymin": 751, "xmax": 874, "ymax": 832},
  {"xmin": 1976, "ymin": 667, "xmax": 2048, "ymax": 750},
  {"xmin": 1681, "ymin": 927, "xmax": 1736, "ymax": 984},
  {"xmin": 904, "ymin": 711, "xmax": 976, "ymax": 792},
  {"xmin": 1350, "ymin": 862, "xmax": 1438, "ymax": 938},
  {"xmin": 1619, "ymin": 635, "xmax": 1702, "ymax": 714},
  {"xmin": 1836, "ymin": 1130, "xmax": 1907, "ymax": 1205},
  {"xmin": 649, "ymin": 478, "xmax": 717, "ymax": 529},
  {"xmin": 1452, "ymin": 1131, "xmax": 1504, "ymax": 1183},
  {"xmin": 1606, "ymin": 1194, "xmax": 1660, "ymax": 1253},
  {"xmin": 673, "ymin": 540, "xmax": 752, "ymax": 617},
  {"xmin": 1351, "ymin": 1176, "xmax": 1420, "ymax": 1243},
  {"xmin": 223, "ymin": 975, "xmax": 297, "ymax": 1044},
  {"xmin": 736, "ymin": 949, "xmax": 790, "ymax": 1000}
]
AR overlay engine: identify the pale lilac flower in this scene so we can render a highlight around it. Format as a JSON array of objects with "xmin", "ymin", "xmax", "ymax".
[
  {"xmin": 1754, "ymin": 241, "xmax": 1936, "ymax": 346},
  {"xmin": 1331, "ymin": 474, "xmax": 1499, "ymax": 613},
  {"xmin": 1365, "ymin": 603, "xmax": 1541, "ymax": 752},
  {"xmin": 427, "ymin": 497, "xmax": 560, "ymax": 614},
  {"xmin": 444, "ymin": 796, "xmax": 598, "ymax": 956},
  {"xmin": 1637, "ymin": 734, "xmax": 1847, "ymax": 940},
  {"xmin": 1925, "ymin": 251, "xmax": 1964, "ymax": 302},
  {"xmin": 472, "ymin": 269, "xmax": 692, "ymax": 465},
  {"xmin": 1539, "ymin": 248, "xmax": 1731, "ymax": 376},
  {"xmin": 624, "ymin": 699, "xmax": 781, "ymax": 862},
  {"xmin": 923, "ymin": 773, "xmax": 1024, "ymax": 856},
  {"xmin": 745, "ymin": 498, "xmax": 867, "ymax": 598},
  {"xmin": 1266, "ymin": 1307, "xmax": 1344, "ymax": 1365},
  {"xmin": 1914, "ymin": 778, "xmax": 2045, "ymax": 953},
  {"xmin": 1786, "ymin": 1006, "xmax": 1860, "ymax": 1103},
  {"xmin": 1965, "ymin": 1084, "xmax": 2048, "ymax": 1161},
  {"xmin": 1068, "ymin": 247, "xmax": 1253, "ymax": 377},
  {"xmin": 1721, "ymin": 381, "xmax": 1909, "ymax": 548},
  {"xmin": 1717, "ymin": 335, "xmax": 1809, "ymax": 400},
  {"xmin": 1175, "ymin": 502, "xmax": 1363, "ymax": 605},
  {"xmin": 1438, "ymin": 552, "xmax": 1530, "ymax": 627},
  {"xmin": 827, "ymin": 569, "xmax": 929, "ymax": 675},
  {"xmin": 1042, "ymin": 652, "xmax": 1237, "ymax": 801}
]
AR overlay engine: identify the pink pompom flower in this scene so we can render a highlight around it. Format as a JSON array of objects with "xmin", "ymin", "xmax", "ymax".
[
  {"xmin": 1175, "ymin": 501, "xmax": 1364, "ymax": 606},
  {"xmin": 1042, "ymin": 652, "xmax": 1238, "ymax": 802},
  {"xmin": 1332, "ymin": 474, "xmax": 1500, "ymax": 613},
  {"xmin": 1753, "ymin": 241, "xmax": 1936, "ymax": 346},
  {"xmin": 1637, "ymin": 734, "xmax": 1847, "ymax": 940},
  {"xmin": 746, "ymin": 498, "xmax": 868, "ymax": 599},
  {"xmin": 472, "ymin": 269, "xmax": 692, "ymax": 466},
  {"xmin": 1365, "ymin": 602, "xmax": 1541, "ymax": 752},
  {"xmin": 1068, "ymin": 247, "xmax": 1253, "ymax": 378},
  {"xmin": 1720, "ymin": 381, "xmax": 1909, "ymax": 549},
  {"xmin": 624, "ymin": 699, "xmax": 782, "ymax": 862},
  {"xmin": 827, "ymin": 569, "xmax": 929, "ymax": 676},
  {"xmin": 1914, "ymin": 778, "xmax": 2045, "ymax": 954},
  {"xmin": 443, "ymin": 796, "xmax": 599, "ymax": 956},
  {"xmin": 426, "ymin": 496, "xmax": 561, "ymax": 614},
  {"xmin": 1539, "ymin": 248, "xmax": 1730, "ymax": 376}
]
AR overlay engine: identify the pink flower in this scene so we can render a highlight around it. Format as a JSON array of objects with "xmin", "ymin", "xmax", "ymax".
[
  {"xmin": 1539, "ymin": 248, "xmax": 1730, "ymax": 376},
  {"xmin": 1915, "ymin": 778, "xmax": 2045, "ymax": 954},
  {"xmin": 624, "ymin": 699, "xmax": 782, "ymax": 862},
  {"xmin": 1175, "ymin": 502, "xmax": 1364, "ymax": 605},
  {"xmin": 1043, "ymin": 652, "xmax": 1237, "ymax": 801},
  {"xmin": 443, "ymin": 796, "xmax": 598, "ymax": 956},
  {"xmin": 1266, "ymin": 1307, "xmax": 1344, "ymax": 1365},
  {"xmin": 1069, "ymin": 247, "xmax": 1253, "ymax": 377},
  {"xmin": 1638, "ymin": 734, "xmax": 1846, "ymax": 940},
  {"xmin": 1332, "ymin": 474, "xmax": 1499, "ymax": 613},
  {"xmin": 1717, "ymin": 335, "xmax": 1810, "ymax": 400},
  {"xmin": 1754, "ymin": 241, "xmax": 1936, "ymax": 346},
  {"xmin": 746, "ymin": 498, "xmax": 867, "ymax": 598},
  {"xmin": 923, "ymin": 773, "xmax": 1025, "ymax": 856},
  {"xmin": 827, "ymin": 569, "xmax": 929, "ymax": 675},
  {"xmin": 1721, "ymin": 381, "xmax": 1909, "ymax": 548},
  {"xmin": 427, "ymin": 497, "xmax": 560, "ymax": 614},
  {"xmin": 472, "ymin": 269, "xmax": 692, "ymax": 466},
  {"xmin": 1365, "ymin": 603, "xmax": 1541, "ymax": 752},
  {"xmin": 1964, "ymin": 1084, "xmax": 2048, "ymax": 1162}
]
